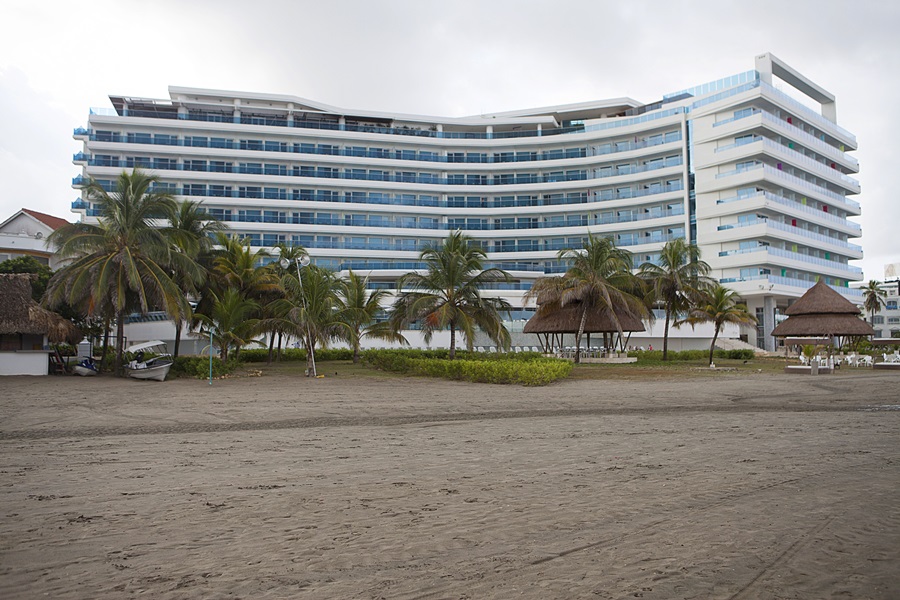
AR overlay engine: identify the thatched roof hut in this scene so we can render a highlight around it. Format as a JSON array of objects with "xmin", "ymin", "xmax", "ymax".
[
  {"xmin": 524, "ymin": 302, "xmax": 645, "ymax": 334},
  {"xmin": 0, "ymin": 274, "xmax": 81, "ymax": 344},
  {"xmin": 771, "ymin": 281, "xmax": 874, "ymax": 340}
]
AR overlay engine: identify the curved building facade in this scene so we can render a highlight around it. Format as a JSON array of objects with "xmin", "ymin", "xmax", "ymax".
[{"xmin": 71, "ymin": 53, "xmax": 862, "ymax": 350}]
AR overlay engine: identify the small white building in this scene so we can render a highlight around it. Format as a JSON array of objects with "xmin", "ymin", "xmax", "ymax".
[{"xmin": 0, "ymin": 208, "xmax": 70, "ymax": 269}]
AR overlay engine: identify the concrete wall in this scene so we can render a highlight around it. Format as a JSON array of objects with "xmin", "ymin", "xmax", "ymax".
[{"xmin": 0, "ymin": 351, "xmax": 50, "ymax": 376}]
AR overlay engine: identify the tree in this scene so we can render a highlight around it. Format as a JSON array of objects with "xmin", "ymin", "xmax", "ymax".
[
  {"xmin": 45, "ymin": 170, "xmax": 198, "ymax": 375},
  {"xmin": 678, "ymin": 284, "xmax": 757, "ymax": 366},
  {"xmin": 527, "ymin": 235, "xmax": 647, "ymax": 363},
  {"xmin": 194, "ymin": 288, "xmax": 262, "ymax": 361},
  {"xmin": 639, "ymin": 238, "xmax": 711, "ymax": 361},
  {"xmin": 273, "ymin": 265, "xmax": 342, "ymax": 375},
  {"xmin": 335, "ymin": 270, "xmax": 408, "ymax": 363},
  {"xmin": 862, "ymin": 280, "xmax": 887, "ymax": 325},
  {"xmin": 163, "ymin": 200, "xmax": 224, "ymax": 359},
  {"xmin": 0, "ymin": 256, "xmax": 52, "ymax": 301},
  {"xmin": 390, "ymin": 231, "xmax": 512, "ymax": 359}
]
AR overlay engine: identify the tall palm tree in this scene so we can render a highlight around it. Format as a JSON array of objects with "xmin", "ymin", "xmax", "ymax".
[
  {"xmin": 526, "ymin": 235, "xmax": 647, "ymax": 363},
  {"xmin": 390, "ymin": 231, "xmax": 512, "ymax": 359},
  {"xmin": 264, "ymin": 243, "xmax": 308, "ymax": 362},
  {"xmin": 639, "ymin": 238, "xmax": 711, "ymax": 361},
  {"xmin": 862, "ymin": 280, "xmax": 887, "ymax": 325},
  {"xmin": 45, "ymin": 170, "xmax": 196, "ymax": 375},
  {"xmin": 678, "ymin": 284, "xmax": 757, "ymax": 366},
  {"xmin": 336, "ymin": 270, "xmax": 408, "ymax": 363},
  {"xmin": 164, "ymin": 200, "xmax": 225, "ymax": 359}
]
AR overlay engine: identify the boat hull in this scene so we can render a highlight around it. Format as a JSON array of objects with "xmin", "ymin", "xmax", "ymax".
[
  {"xmin": 73, "ymin": 365, "xmax": 99, "ymax": 376},
  {"xmin": 125, "ymin": 362, "xmax": 172, "ymax": 382}
]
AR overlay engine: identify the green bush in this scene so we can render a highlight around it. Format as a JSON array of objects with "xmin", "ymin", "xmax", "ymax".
[
  {"xmin": 239, "ymin": 347, "xmax": 354, "ymax": 363},
  {"xmin": 51, "ymin": 343, "xmax": 76, "ymax": 356},
  {"xmin": 362, "ymin": 350, "xmax": 572, "ymax": 386},
  {"xmin": 171, "ymin": 355, "xmax": 238, "ymax": 379},
  {"xmin": 632, "ymin": 348, "xmax": 755, "ymax": 362}
]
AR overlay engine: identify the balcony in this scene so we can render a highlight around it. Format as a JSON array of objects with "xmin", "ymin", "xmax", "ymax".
[
  {"xmin": 720, "ymin": 274, "xmax": 863, "ymax": 299},
  {"xmin": 714, "ymin": 164, "xmax": 860, "ymax": 213},
  {"xmin": 715, "ymin": 191, "xmax": 861, "ymax": 234},
  {"xmin": 716, "ymin": 245, "xmax": 862, "ymax": 277}
]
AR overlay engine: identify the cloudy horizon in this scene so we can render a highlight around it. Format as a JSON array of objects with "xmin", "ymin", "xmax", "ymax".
[{"xmin": 2, "ymin": 0, "xmax": 897, "ymax": 279}]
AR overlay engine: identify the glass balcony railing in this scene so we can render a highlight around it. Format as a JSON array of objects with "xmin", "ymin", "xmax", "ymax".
[
  {"xmin": 719, "ymin": 274, "xmax": 863, "ymax": 298},
  {"xmin": 74, "ymin": 129, "xmax": 682, "ymax": 165},
  {"xmin": 715, "ymin": 164, "xmax": 860, "ymax": 211},
  {"xmin": 759, "ymin": 82, "xmax": 857, "ymax": 146},
  {"xmin": 86, "ymin": 105, "xmax": 685, "ymax": 141},
  {"xmin": 716, "ymin": 245, "xmax": 862, "ymax": 274},
  {"xmin": 759, "ymin": 111, "xmax": 858, "ymax": 169},
  {"xmin": 716, "ymin": 191, "xmax": 862, "ymax": 233},
  {"xmin": 760, "ymin": 139, "xmax": 860, "ymax": 190},
  {"xmin": 716, "ymin": 218, "xmax": 860, "ymax": 252}
]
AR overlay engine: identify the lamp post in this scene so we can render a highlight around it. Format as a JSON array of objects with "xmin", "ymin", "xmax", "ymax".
[{"xmin": 280, "ymin": 255, "xmax": 317, "ymax": 377}]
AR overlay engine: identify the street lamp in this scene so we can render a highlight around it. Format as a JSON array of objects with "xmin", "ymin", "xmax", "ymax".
[{"xmin": 280, "ymin": 254, "xmax": 317, "ymax": 377}]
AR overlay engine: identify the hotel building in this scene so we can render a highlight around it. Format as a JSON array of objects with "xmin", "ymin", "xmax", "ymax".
[{"xmin": 71, "ymin": 53, "xmax": 863, "ymax": 351}]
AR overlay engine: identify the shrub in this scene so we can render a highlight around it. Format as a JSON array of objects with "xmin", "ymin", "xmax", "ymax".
[
  {"xmin": 632, "ymin": 348, "xmax": 755, "ymax": 362},
  {"xmin": 171, "ymin": 355, "xmax": 238, "ymax": 379},
  {"xmin": 239, "ymin": 347, "xmax": 354, "ymax": 363},
  {"xmin": 362, "ymin": 350, "xmax": 572, "ymax": 386}
]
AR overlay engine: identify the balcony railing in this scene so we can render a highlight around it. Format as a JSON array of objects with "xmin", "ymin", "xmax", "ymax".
[
  {"xmin": 716, "ymin": 218, "xmax": 860, "ymax": 252},
  {"xmin": 715, "ymin": 164, "xmax": 860, "ymax": 211},
  {"xmin": 716, "ymin": 191, "xmax": 861, "ymax": 233},
  {"xmin": 720, "ymin": 245, "xmax": 862, "ymax": 275},
  {"xmin": 719, "ymin": 274, "xmax": 863, "ymax": 298},
  {"xmin": 759, "ymin": 82, "xmax": 857, "ymax": 146}
]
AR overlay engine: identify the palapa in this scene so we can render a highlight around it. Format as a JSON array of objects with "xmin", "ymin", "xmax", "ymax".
[
  {"xmin": 0, "ymin": 274, "xmax": 81, "ymax": 344},
  {"xmin": 523, "ymin": 301, "xmax": 645, "ymax": 334},
  {"xmin": 771, "ymin": 281, "xmax": 874, "ymax": 339}
]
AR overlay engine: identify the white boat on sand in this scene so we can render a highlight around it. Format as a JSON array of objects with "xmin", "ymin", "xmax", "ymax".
[{"xmin": 124, "ymin": 340, "xmax": 173, "ymax": 382}]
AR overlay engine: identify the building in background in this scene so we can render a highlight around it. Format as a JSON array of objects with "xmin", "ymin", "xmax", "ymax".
[
  {"xmin": 0, "ymin": 209, "xmax": 69, "ymax": 269},
  {"xmin": 70, "ymin": 53, "xmax": 862, "ymax": 351},
  {"xmin": 867, "ymin": 264, "xmax": 900, "ymax": 338}
]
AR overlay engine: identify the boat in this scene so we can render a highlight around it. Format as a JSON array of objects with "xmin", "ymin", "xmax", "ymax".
[
  {"xmin": 73, "ymin": 356, "xmax": 99, "ymax": 376},
  {"xmin": 124, "ymin": 340, "xmax": 173, "ymax": 382}
]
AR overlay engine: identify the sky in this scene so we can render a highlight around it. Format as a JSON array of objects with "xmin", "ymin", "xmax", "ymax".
[{"xmin": 1, "ymin": 0, "xmax": 897, "ymax": 280}]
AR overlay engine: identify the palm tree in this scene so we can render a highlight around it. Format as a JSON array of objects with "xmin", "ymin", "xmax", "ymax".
[
  {"xmin": 678, "ymin": 284, "xmax": 757, "ymax": 366},
  {"xmin": 390, "ymin": 231, "xmax": 512, "ymax": 359},
  {"xmin": 45, "ymin": 170, "xmax": 195, "ymax": 375},
  {"xmin": 194, "ymin": 288, "xmax": 263, "ymax": 361},
  {"xmin": 164, "ymin": 200, "xmax": 225, "ymax": 359},
  {"xmin": 273, "ymin": 265, "xmax": 342, "ymax": 375},
  {"xmin": 336, "ymin": 270, "xmax": 408, "ymax": 363},
  {"xmin": 862, "ymin": 280, "xmax": 887, "ymax": 325},
  {"xmin": 639, "ymin": 238, "xmax": 711, "ymax": 361},
  {"xmin": 526, "ymin": 235, "xmax": 647, "ymax": 363},
  {"xmin": 263, "ymin": 243, "xmax": 308, "ymax": 362}
]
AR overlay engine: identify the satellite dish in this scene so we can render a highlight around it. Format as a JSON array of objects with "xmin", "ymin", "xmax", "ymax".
[{"xmin": 299, "ymin": 255, "xmax": 311, "ymax": 267}]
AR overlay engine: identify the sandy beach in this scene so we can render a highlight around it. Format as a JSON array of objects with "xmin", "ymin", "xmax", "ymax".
[{"xmin": 1, "ymin": 369, "xmax": 898, "ymax": 599}]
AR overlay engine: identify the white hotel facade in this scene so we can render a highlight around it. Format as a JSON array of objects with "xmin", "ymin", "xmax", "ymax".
[{"xmin": 71, "ymin": 53, "xmax": 863, "ymax": 351}]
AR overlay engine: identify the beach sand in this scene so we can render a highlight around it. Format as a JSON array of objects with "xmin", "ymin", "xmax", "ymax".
[{"xmin": 1, "ymin": 369, "xmax": 898, "ymax": 599}]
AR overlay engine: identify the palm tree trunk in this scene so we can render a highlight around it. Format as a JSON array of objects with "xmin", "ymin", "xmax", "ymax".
[
  {"xmin": 709, "ymin": 325, "xmax": 720, "ymax": 366},
  {"xmin": 575, "ymin": 307, "xmax": 588, "ymax": 364},
  {"xmin": 277, "ymin": 332, "xmax": 283, "ymax": 361},
  {"xmin": 173, "ymin": 320, "xmax": 182, "ymax": 360},
  {"xmin": 449, "ymin": 324, "xmax": 456, "ymax": 360},
  {"xmin": 100, "ymin": 316, "xmax": 111, "ymax": 373},
  {"xmin": 267, "ymin": 332, "xmax": 275, "ymax": 365},
  {"xmin": 663, "ymin": 307, "xmax": 672, "ymax": 360},
  {"xmin": 114, "ymin": 308, "xmax": 126, "ymax": 377}
]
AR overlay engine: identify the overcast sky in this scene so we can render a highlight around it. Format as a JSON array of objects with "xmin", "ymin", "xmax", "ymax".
[{"xmin": 1, "ymin": 0, "xmax": 897, "ymax": 279}]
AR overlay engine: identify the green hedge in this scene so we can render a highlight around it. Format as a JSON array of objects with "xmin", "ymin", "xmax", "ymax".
[
  {"xmin": 632, "ymin": 348, "xmax": 756, "ymax": 361},
  {"xmin": 171, "ymin": 355, "xmax": 238, "ymax": 379},
  {"xmin": 238, "ymin": 348, "xmax": 354, "ymax": 363},
  {"xmin": 362, "ymin": 349, "xmax": 572, "ymax": 386}
]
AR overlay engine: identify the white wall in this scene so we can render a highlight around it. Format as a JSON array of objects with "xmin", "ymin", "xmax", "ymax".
[{"xmin": 0, "ymin": 351, "xmax": 50, "ymax": 376}]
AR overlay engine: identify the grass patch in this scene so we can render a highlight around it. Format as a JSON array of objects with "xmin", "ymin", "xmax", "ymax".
[{"xmin": 362, "ymin": 349, "xmax": 572, "ymax": 386}]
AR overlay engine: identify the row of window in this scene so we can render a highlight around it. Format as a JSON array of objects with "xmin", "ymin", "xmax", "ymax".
[
  {"xmin": 202, "ymin": 203, "xmax": 684, "ymax": 230},
  {"xmin": 86, "ymin": 129, "xmax": 682, "ymax": 164},
  {"xmin": 87, "ymin": 154, "xmax": 684, "ymax": 185},
  {"xmin": 227, "ymin": 231, "xmax": 684, "ymax": 253}
]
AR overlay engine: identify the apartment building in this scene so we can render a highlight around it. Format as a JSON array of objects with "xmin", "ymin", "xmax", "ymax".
[{"xmin": 71, "ymin": 53, "xmax": 862, "ymax": 350}]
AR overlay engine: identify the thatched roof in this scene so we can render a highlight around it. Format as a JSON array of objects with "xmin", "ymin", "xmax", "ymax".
[
  {"xmin": 783, "ymin": 281, "xmax": 861, "ymax": 315},
  {"xmin": 771, "ymin": 281, "xmax": 874, "ymax": 339},
  {"xmin": 771, "ymin": 314, "xmax": 875, "ymax": 338},
  {"xmin": 524, "ymin": 301, "xmax": 645, "ymax": 334},
  {"xmin": 0, "ymin": 274, "xmax": 81, "ymax": 344}
]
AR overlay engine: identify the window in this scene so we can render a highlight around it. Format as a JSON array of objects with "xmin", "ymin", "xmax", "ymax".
[
  {"xmin": 886, "ymin": 300, "xmax": 898, "ymax": 310},
  {"xmin": 872, "ymin": 316, "xmax": 884, "ymax": 325}
]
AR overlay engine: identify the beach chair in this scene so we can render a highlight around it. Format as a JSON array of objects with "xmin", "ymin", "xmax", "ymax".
[{"xmin": 859, "ymin": 355, "xmax": 873, "ymax": 367}]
